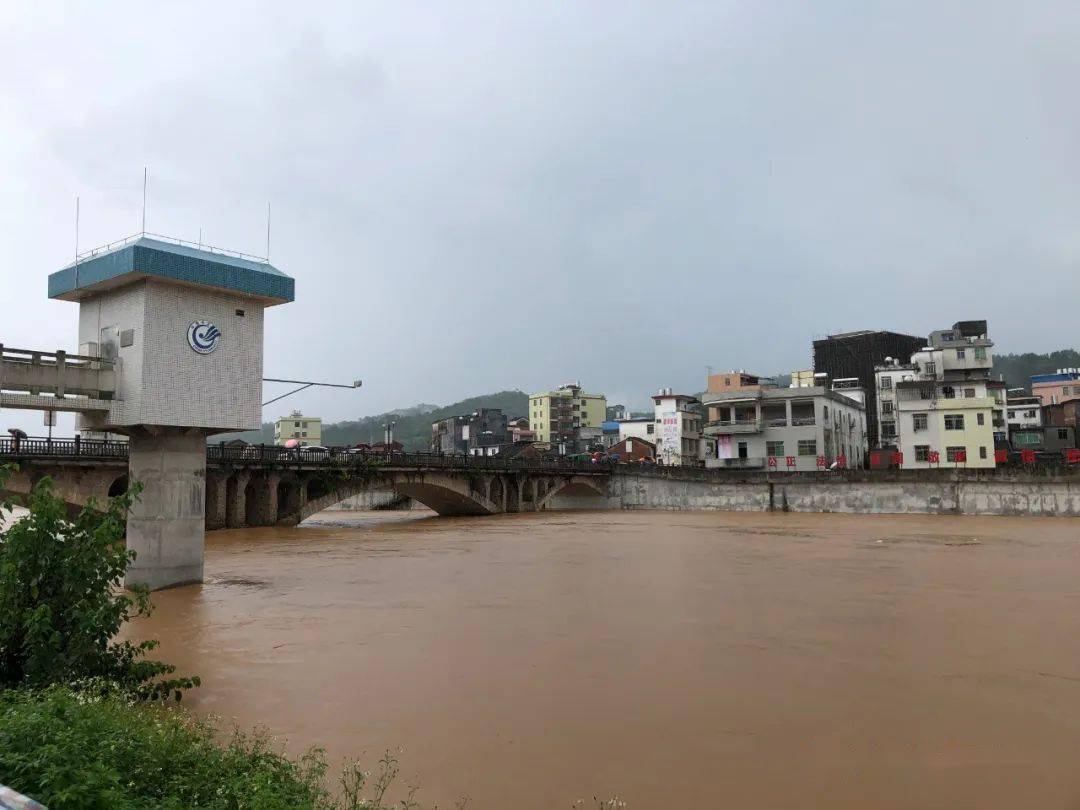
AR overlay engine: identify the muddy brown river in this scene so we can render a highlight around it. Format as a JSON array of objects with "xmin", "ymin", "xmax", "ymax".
[{"xmin": 131, "ymin": 509, "xmax": 1080, "ymax": 809}]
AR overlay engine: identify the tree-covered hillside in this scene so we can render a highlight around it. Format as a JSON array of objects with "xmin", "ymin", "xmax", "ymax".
[
  {"xmin": 993, "ymin": 350, "xmax": 1080, "ymax": 390},
  {"xmin": 217, "ymin": 390, "xmax": 530, "ymax": 450}
]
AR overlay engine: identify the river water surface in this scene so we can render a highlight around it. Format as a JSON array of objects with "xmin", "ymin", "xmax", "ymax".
[{"xmin": 132, "ymin": 509, "xmax": 1080, "ymax": 809}]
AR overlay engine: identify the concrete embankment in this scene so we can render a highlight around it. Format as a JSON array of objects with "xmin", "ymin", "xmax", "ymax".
[{"xmin": 550, "ymin": 469, "xmax": 1080, "ymax": 517}]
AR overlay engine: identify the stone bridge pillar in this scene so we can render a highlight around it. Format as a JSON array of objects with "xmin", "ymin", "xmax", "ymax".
[
  {"xmin": 226, "ymin": 470, "xmax": 251, "ymax": 528},
  {"xmin": 205, "ymin": 472, "xmax": 227, "ymax": 530},
  {"xmin": 246, "ymin": 472, "xmax": 280, "ymax": 526},
  {"xmin": 125, "ymin": 428, "xmax": 206, "ymax": 590}
]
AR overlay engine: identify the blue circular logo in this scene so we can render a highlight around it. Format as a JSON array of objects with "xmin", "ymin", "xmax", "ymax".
[{"xmin": 187, "ymin": 321, "xmax": 221, "ymax": 355}]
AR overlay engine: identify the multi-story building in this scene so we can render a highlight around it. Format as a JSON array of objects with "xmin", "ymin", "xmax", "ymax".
[
  {"xmin": 874, "ymin": 321, "xmax": 998, "ymax": 468},
  {"xmin": 1006, "ymin": 390, "xmax": 1043, "ymax": 431},
  {"xmin": 1044, "ymin": 400, "xmax": 1080, "ymax": 434},
  {"xmin": 528, "ymin": 383, "xmax": 607, "ymax": 446},
  {"xmin": 431, "ymin": 409, "xmax": 509, "ymax": 455},
  {"xmin": 652, "ymin": 390, "xmax": 706, "ymax": 466},
  {"xmin": 466, "ymin": 408, "xmax": 509, "ymax": 456},
  {"xmin": 431, "ymin": 414, "xmax": 468, "ymax": 454},
  {"xmin": 274, "ymin": 410, "xmax": 322, "ymax": 446},
  {"xmin": 703, "ymin": 378, "xmax": 867, "ymax": 471},
  {"xmin": 1032, "ymin": 369, "xmax": 1080, "ymax": 406},
  {"xmin": 606, "ymin": 404, "xmax": 630, "ymax": 421},
  {"xmin": 813, "ymin": 329, "xmax": 925, "ymax": 448}
]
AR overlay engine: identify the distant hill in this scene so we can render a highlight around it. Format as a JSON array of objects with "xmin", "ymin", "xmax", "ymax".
[
  {"xmin": 993, "ymin": 350, "xmax": 1080, "ymax": 390},
  {"xmin": 216, "ymin": 390, "xmax": 529, "ymax": 451}
]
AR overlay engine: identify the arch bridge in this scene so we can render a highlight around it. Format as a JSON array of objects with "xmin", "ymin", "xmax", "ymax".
[{"xmin": 0, "ymin": 439, "xmax": 611, "ymax": 527}]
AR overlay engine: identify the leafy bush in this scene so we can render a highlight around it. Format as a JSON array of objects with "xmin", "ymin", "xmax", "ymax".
[
  {"xmin": 0, "ymin": 687, "xmax": 351, "ymax": 809},
  {"xmin": 0, "ymin": 471, "xmax": 196, "ymax": 699}
]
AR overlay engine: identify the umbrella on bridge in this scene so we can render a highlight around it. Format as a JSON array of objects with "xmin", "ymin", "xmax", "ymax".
[
  {"xmin": 283, "ymin": 439, "xmax": 299, "ymax": 449},
  {"xmin": 7, "ymin": 428, "xmax": 27, "ymax": 439}
]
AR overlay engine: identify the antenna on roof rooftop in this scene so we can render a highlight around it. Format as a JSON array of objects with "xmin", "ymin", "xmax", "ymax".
[
  {"xmin": 266, "ymin": 202, "xmax": 271, "ymax": 262},
  {"xmin": 74, "ymin": 196, "xmax": 80, "ymax": 289},
  {"xmin": 141, "ymin": 166, "xmax": 148, "ymax": 235}
]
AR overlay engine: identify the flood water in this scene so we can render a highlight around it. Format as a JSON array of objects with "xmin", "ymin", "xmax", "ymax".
[{"xmin": 131, "ymin": 509, "xmax": 1080, "ymax": 809}]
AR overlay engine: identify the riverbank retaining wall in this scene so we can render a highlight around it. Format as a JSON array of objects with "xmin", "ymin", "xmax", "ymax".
[{"xmin": 548, "ymin": 469, "xmax": 1080, "ymax": 517}]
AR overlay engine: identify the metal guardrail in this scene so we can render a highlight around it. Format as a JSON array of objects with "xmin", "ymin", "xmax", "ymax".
[
  {"xmin": 75, "ymin": 231, "xmax": 269, "ymax": 265},
  {"xmin": 0, "ymin": 437, "xmax": 128, "ymax": 458}
]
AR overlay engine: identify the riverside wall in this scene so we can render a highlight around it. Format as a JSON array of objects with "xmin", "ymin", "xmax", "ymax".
[{"xmin": 548, "ymin": 469, "xmax": 1080, "ymax": 518}]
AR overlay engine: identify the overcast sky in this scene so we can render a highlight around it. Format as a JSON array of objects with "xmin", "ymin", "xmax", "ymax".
[{"xmin": 2, "ymin": 1, "xmax": 1079, "ymax": 435}]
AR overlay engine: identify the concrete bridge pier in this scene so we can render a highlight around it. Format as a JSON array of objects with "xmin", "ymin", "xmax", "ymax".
[{"xmin": 124, "ymin": 428, "xmax": 206, "ymax": 590}]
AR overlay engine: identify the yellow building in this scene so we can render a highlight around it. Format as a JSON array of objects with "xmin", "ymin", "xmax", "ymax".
[
  {"xmin": 274, "ymin": 410, "xmax": 322, "ymax": 446},
  {"xmin": 529, "ymin": 384, "xmax": 607, "ymax": 445}
]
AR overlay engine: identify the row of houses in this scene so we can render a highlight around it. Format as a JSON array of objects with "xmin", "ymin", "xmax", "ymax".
[{"xmin": 424, "ymin": 319, "xmax": 1079, "ymax": 469}]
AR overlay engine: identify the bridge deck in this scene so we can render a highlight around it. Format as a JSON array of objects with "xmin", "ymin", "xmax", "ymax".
[{"xmin": 0, "ymin": 438, "xmax": 612, "ymax": 475}]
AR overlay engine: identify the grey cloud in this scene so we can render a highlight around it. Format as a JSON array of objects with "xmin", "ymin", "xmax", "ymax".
[{"xmin": 1, "ymin": 1, "xmax": 1079, "ymax": 438}]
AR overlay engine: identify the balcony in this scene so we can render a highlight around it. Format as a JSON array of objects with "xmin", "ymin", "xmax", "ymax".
[
  {"xmin": 705, "ymin": 418, "xmax": 762, "ymax": 435},
  {"xmin": 791, "ymin": 416, "xmax": 817, "ymax": 426}
]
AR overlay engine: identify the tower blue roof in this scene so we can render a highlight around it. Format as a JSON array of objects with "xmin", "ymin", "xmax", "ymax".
[{"xmin": 49, "ymin": 236, "xmax": 294, "ymax": 305}]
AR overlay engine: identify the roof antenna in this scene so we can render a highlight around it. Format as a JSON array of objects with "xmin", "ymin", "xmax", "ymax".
[
  {"xmin": 74, "ymin": 195, "xmax": 80, "ymax": 289},
  {"xmin": 141, "ymin": 166, "xmax": 148, "ymax": 235},
  {"xmin": 266, "ymin": 202, "xmax": 271, "ymax": 261}
]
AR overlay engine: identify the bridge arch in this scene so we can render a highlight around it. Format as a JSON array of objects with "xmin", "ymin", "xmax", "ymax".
[
  {"xmin": 293, "ymin": 471, "xmax": 503, "ymax": 523},
  {"xmin": 537, "ymin": 476, "xmax": 607, "ymax": 510},
  {"xmin": 108, "ymin": 474, "xmax": 129, "ymax": 499}
]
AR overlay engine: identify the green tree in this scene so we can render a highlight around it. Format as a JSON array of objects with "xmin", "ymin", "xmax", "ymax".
[{"xmin": 0, "ymin": 468, "xmax": 197, "ymax": 700}]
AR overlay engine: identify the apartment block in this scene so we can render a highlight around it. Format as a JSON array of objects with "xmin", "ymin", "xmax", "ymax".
[
  {"xmin": 528, "ymin": 383, "xmax": 607, "ymax": 446},
  {"xmin": 274, "ymin": 410, "xmax": 322, "ymax": 446},
  {"xmin": 874, "ymin": 320, "xmax": 999, "ymax": 468}
]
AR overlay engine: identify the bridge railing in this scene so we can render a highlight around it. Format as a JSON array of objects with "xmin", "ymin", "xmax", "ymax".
[
  {"xmin": 0, "ymin": 436, "xmax": 128, "ymax": 459},
  {"xmin": 204, "ymin": 443, "xmax": 610, "ymax": 473}
]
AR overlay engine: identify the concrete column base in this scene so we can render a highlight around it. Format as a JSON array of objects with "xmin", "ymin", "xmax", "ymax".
[{"xmin": 125, "ymin": 428, "xmax": 206, "ymax": 590}]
